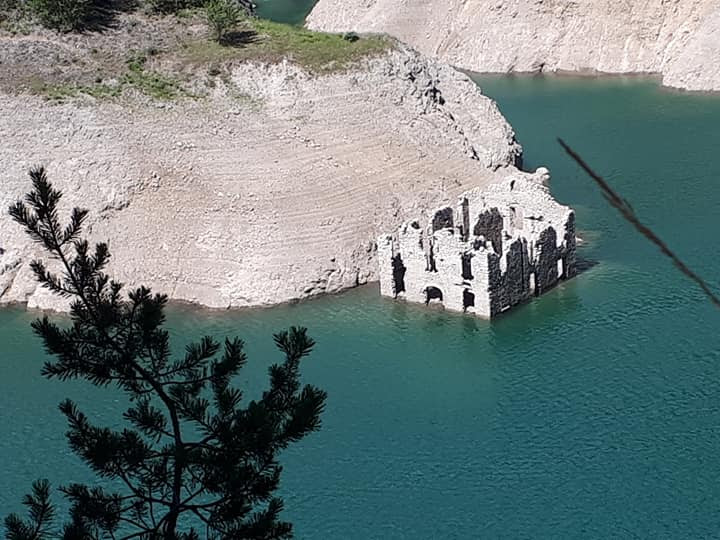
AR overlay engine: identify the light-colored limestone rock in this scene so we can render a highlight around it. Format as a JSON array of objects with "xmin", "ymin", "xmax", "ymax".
[
  {"xmin": 0, "ymin": 46, "xmax": 528, "ymax": 311},
  {"xmin": 307, "ymin": 0, "xmax": 720, "ymax": 92},
  {"xmin": 378, "ymin": 168, "xmax": 576, "ymax": 317}
]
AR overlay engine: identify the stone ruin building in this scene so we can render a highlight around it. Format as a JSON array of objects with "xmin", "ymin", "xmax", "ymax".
[{"xmin": 378, "ymin": 169, "xmax": 576, "ymax": 318}]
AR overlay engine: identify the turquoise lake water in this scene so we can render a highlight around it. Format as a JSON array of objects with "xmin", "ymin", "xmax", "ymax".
[
  {"xmin": 255, "ymin": 0, "xmax": 318, "ymax": 25},
  {"xmin": 4, "ymin": 26, "xmax": 720, "ymax": 540}
]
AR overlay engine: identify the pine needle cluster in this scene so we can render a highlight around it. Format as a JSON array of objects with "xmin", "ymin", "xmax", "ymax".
[{"xmin": 4, "ymin": 167, "xmax": 327, "ymax": 540}]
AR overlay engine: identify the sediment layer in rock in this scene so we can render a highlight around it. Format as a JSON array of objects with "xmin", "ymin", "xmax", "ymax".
[
  {"xmin": 0, "ymin": 45, "xmax": 526, "ymax": 311},
  {"xmin": 307, "ymin": 0, "xmax": 720, "ymax": 92}
]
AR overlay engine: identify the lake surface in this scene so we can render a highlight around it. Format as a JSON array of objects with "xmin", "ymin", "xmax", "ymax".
[
  {"xmin": 255, "ymin": 0, "xmax": 318, "ymax": 25},
  {"xmin": 4, "ymin": 48, "xmax": 720, "ymax": 540}
]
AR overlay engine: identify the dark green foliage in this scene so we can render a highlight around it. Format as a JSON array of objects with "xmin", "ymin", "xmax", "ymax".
[
  {"xmin": 0, "ymin": 0, "xmax": 19, "ymax": 18},
  {"xmin": 0, "ymin": 0, "xmax": 17, "ymax": 11},
  {"xmin": 145, "ymin": 0, "xmax": 192, "ymax": 15},
  {"xmin": 26, "ymin": 0, "xmax": 92, "ymax": 31},
  {"xmin": 5, "ymin": 481, "xmax": 55, "ymax": 540},
  {"xmin": 342, "ymin": 31, "xmax": 359, "ymax": 43},
  {"xmin": 148, "ymin": 0, "xmax": 253, "ymax": 17},
  {"xmin": 4, "ymin": 167, "xmax": 327, "ymax": 539},
  {"xmin": 205, "ymin": 0, "xmax": 240, "ymax": 43}
]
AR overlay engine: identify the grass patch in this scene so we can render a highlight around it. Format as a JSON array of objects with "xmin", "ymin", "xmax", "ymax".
[
  {"xmin": 122, "ymin": 69, "xmax": 182, "ymax": 99},
  {"xmin": 28, "ymin": 53, "xmax": 186, "ymax": 101},
  {"xmin": 181, "ymin": 17, "xmax": 393, "ymax": 73},
  {"xmin": 29, "ymin": 73, "xmax": 181, "ymax": 102},
  {"xmin": 20, "ymin": 17, "xmax": 392, "ymax": 102},
  {"xmin": 0, "ymin": 15, "xmax": 33, "ymax": 35},
  {"xmin": 81, "ymin": 83, "xmax": 122, "ymax": 98},
  {"xmin": 31, "ymin": 82, "xmax": 80, "ymax": 101},
  {"xmin": 122, "ymin": 56, "xmax": 184, "ymax": 100},
  {"xmin": 29, "ymin": 81, "xmax": 122, "ymax": 101}
]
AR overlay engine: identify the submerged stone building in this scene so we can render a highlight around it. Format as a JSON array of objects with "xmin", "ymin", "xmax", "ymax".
[{"xmin": 378, "ymin": 169, "xmax": 576, "ymax": 318}]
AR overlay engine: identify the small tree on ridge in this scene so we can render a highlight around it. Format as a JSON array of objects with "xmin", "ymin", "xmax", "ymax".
[{"xmin": 205, "ymin": 0, "xmax": 242, "ymax": 43}]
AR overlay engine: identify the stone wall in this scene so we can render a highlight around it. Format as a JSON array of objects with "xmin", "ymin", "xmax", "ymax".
[{"xmin": 378, "ymin": 168, "xmax": 576, "ymax": 318}]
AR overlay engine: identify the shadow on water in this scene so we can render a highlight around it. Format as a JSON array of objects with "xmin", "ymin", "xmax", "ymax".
[
  {"xmin": 381, "ymin": 272, "xmax": 586, "ymax": 345},
  {"xmin": 575, "ymin": 256, "xmax": 599, "ymax": 274}
]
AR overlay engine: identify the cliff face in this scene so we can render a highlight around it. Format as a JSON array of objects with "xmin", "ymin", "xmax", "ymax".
[
  {"xmin": 307, "ymin": 0, "xmax": 720, "ymax": 92},
  {"xmin": 0, "ymin": 45, "xmax": 524, "ymax": 311}
]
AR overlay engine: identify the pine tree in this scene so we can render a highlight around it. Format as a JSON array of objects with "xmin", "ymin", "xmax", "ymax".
[{"xmin": 4, "ymin": 167, "xmax": 327, "ymax": 539}]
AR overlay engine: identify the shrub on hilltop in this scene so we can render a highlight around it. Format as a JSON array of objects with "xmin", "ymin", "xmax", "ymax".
[
  {"xmin": 0, "ymin": 0, "xmax": 255, "ymax": 31},
  {"xmin": 205, "ymin": 0, "xmax": 244, "ymax": 43},
  {"xmin": 26, "ymin": 0, "xmax": 92, "ymax": 31},
  {"xmin": 148, "ymin": 0, "xmax": 253, "ymax": 17}
]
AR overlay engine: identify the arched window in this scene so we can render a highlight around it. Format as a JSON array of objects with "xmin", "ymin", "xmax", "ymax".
[
  {"xmin": 463, "ymin": 289, "xmax": 475, "ymax": 311},
  {"xmin": 392, "ymin": 254, "xmax": 406, "ymax": 296},
  {"xmin": 424, "ymin": 286, "xmax": 443, "ymax": 304}
]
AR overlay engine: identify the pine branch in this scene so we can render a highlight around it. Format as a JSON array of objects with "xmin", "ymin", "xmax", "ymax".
[
  {"xmin": 7, "ymin": 169, "xmax": 327, "ymax": 539},
  {"xmin": 4, "ymin": 480, "xmax": 56, "ymax": 540}
]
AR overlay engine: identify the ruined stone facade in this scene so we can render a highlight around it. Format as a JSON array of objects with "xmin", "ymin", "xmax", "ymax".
[{"xmin": 378, "ymin": 169, "xmax": 576, "ymax": 318}]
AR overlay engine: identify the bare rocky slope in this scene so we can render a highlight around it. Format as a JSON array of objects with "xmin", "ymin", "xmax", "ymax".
[
  {"xmin": 0, "ymin": 38, "xmax": 527, "ymax": 310},
  {"xmin": 307, "ymin": 0, "xmax": 720, "ymax": 92}
]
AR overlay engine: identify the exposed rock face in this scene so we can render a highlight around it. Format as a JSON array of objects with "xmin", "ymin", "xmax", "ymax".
[
  {"xmin": 378, "ymin": 169, "xmax": 576, "ymax": 317},
  {"xmin": 0, "ymin": 45, "xmax": 526, "ymax": 311},
  {"xmin": 307, "ymin": 0, "xmax": 720, "ymax": 92}
]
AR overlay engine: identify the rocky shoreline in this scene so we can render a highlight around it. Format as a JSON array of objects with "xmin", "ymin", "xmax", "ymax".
[
  {"xmin": 307, "ymin": 0, "xmax": 720, "ymax": 93},
  {"xmin": 1, "ymin": 31, "xmax": 540, "ymax": 311}
]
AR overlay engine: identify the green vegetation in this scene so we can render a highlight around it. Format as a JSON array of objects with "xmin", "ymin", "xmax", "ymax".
[
  {"xmin": 0, "ymin": 0, "xmax": 18, "ymax": 22},
  {"xmin": 182, "ymin": 18, "xmax": 392, "ymax": 73},
  {"xmin": 0, "ymin": 0, "xmax": 392, "ymax": 75},
  {"xmin": 3, "ymin": 3, "xmax": 391, "ymax": 100},
  {"xmin": 146, "ymin": 0, "xmax": 200, "ymax": 15},
  {"xmin": 30, "ymin": 80, "xmax": 121, "ymax": 101},
  {"xmin": 0, "ymin": 0, "xmax": 252, "ymax": 29},
  {"xmin": 26, "ymin": 79, "xmax": 79, "ymax": 101},
  {"xmin": 4, "ymin": 168, "xmax": 327, "ymax": 539},
  {"xmin": 0, "ymin": 0, "xmax": 93, "ymax": 31},
  {"xmin": 30, "ymin": 54, "xmax": 186, "ymax": 102},
  {"xmin": 146, "ymin": 0, "xmax": 194, "ymax": 14},
  {"xmin": 148, "ymin": 0, "xmax": 251, "ymax": 16},
  {"xmin": 205, "ymin": 0, "xmax": 241, "ymax": 42},
  {"xmin": 122, "ymin": 53, "xmax": 185, "ymax": 99},
  {"xmin": 26, "ymin": 0, "xmax": 91, "ymax": 31}
]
